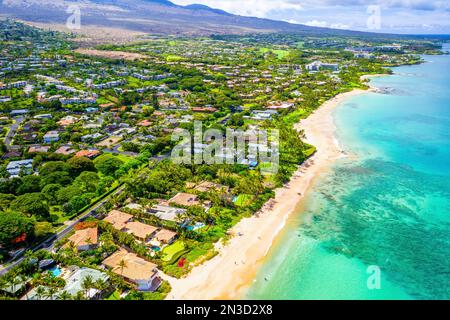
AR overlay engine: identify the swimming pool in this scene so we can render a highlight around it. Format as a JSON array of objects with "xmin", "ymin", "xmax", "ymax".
[
  {"xmin": 49, "ymin": 266, "xmax": 61, "ymax": 277},
  {"xmin": 186, "ymin": 222, "xmax": 205, "ymax": 231}
]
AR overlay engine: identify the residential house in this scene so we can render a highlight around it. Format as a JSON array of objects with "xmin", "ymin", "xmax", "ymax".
[
  {"xmin": 168, "ymin": 193, "xmax": 200, "ymax": 207},
  {"xmin": 10, "ymin": 109, "xmax": 29, "ymax": 117},
  {"xmin": 43, "ymin": 131, "xmax": 60, "ymax": 143},
  {"xmin": 122, "ymin": 222, "xmax": 158, "ymax": 242},
  {"xmin": 6, "ymin": 159, "xmax": 33, "ymax": 177},
  {"xmin": 28, "ymin": 146, "xmax": 50, "ymax": 154},
  {"xmin": 0, "ymin": 96, "xmax": 11, "ymax": 103},
  {"xmin": 66, "ymin": 227, "xmax": 98, "ymax": 251},
  {"xmin": 153, "ymin": 229, "xmax": 177, "ymax": 245},
  {"xmin": 103, "ymin": 210, "xmax": 133, "ymax": 231},
  {"xmin": 75, "ymin": 149, "xmax": 100, "ymax": 159},
  {"xmin": 81, "ymin": 133, "xmax": 103, "ymax": 143},
  {"xmin": 55, "ymin": 146, "xmax": 76, "ymax": 155},
  {"xmin": 57, "ymin": 116, "xmax": 78, "ymax": 126},
  {"xmin": 102, "ymin": 249, "xmax": 161, "ymax": 291},
  {"xmin": 148, "ymin": 205, "xmax": 187, "ymax": 223},
  {"xmin": 193, "ymin": 181, "xmax": 229, "ymax": 193},
  {"xmin": 61, "ymin": 267, "xmax": 109, "ymax": 299}
]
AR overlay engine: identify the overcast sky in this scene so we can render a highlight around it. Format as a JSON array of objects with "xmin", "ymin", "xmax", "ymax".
[{"xmin": 172, "ymin": 0, "xmax": 450, "ymax": 34}]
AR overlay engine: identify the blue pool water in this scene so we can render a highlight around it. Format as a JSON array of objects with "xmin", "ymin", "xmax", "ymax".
[
  {"xmin": 186, "ymin": 222, "xmax": 206, "ymax": 231},
  {"xmin": 49, "ymin": 266, "xmax": 62, "ymax": 277},
  {"xmin": 246, "ymin": 44, "xmax": 450, "ymax": 300}
]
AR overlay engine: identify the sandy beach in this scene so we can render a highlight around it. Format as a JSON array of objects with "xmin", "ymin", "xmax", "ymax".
[{"xmin": 164, "ymin": 88, "xmax": 369, "ymax": 300}]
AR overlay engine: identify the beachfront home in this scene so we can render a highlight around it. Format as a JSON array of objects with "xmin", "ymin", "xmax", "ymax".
[
  {"xmin": 193, "ymin": 181, "xmax": 230, "ymax": 193},
  {"xmin": 168, "ymin": 193, "xmax": 200, "ymax": 207},
  {"xmin": 66, "ymin": 227, "xmax": 98, "ymax": 252},
  {"xmin": 153, "ymin": 229, "xmax": 177, "ymax": 245},
  {"xmin": 122, "ymin": 222, "xmax": 158, "ymax": 242},
  {"xmin": 266, "ymin": 102, "xmax": 294, "ymax": 110},
  {"xmin": 248, "ymin": 110, "xmax": 278, "ymax": 121},
  {"xmin": 148, "ymin": 205, "xmax": 186, "ymax": 223},
  {"xmin": 61, "ymin": 267, "xmax": 109, "ymax": 299},
  {"xmin": 102, "ymin": 249, "xmax": 161, "ymax": 291}
]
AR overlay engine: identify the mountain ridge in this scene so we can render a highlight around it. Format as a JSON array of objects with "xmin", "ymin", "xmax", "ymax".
[{"xmin": 0, "ymin": 0, "xmax": 416, "ymax": 38}]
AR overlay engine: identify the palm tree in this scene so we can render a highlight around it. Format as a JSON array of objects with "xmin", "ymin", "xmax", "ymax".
[
  {"xmin": 81, "ymin": 275, "xmax": 95, "ymax": 298},
  {"xmin": 24, "ymin": 250, "xmax": 37, "ymax": 263},
  {"xmin": 67, "ymin": 241, "xmax": 77, "ymax": 255},
  {"xmin": 118, "ymin": 259, "xmax": 127, "ymax": 276},
  {"xmin": 93, "ymin": 278, "xmax": 109, "ymax": 299},
  {"xmin": 85, "ymin": 237, "xmax": 93, "ymax": 249},
  {"xmin": 19, "ymin": 274, "xmax": 29, "ymax": 298},
  {"xmin": 9, "ymin": 276, "xmax": 22, "ymax": 294},
  {"xmin": 46, "ymin": 286, "xmax": 58, "ymax": 300},
  {"xmin": 58, "ymin": 290, "xmax": 72, "ymax": 300},
  {"xmin": 35, "ymin": 286, "xmax": 46, "ymax": 300}
]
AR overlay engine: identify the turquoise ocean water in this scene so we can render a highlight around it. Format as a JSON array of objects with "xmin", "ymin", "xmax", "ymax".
[{"xmin": 246, "ymin": 44, "xmax": 450, "ymax": 300}]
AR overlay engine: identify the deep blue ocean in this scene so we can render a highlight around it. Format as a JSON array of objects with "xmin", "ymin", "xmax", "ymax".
[{"xmin": 246, "ymin": 44, "xmax": 450, "ymax": 300}]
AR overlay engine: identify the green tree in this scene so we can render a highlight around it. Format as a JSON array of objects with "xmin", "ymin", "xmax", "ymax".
[
  {"xmin": 81, "ymin": 275, "xmax": 95, "ymax": 297},
  {"xmin": 0, "ymin": 211, "xmax": 34, "ymax": 246},
  {"xmin": 10, "ymin": 193, "xmax": 49, "ymax": 219},
  {"xmin": 40, "ymin": 171, "xmax": 73, "ymax": 188},
  {"xmin": 67, "ymin": 157, "xmax": 96, "ymax": 176},
  {"xmin": 39, "ymin": 161, "xmax": 70, "ymax": 176},
  {"xmin": 0, "ymin": 193, "xmax": 15, "ymax": 211},
  {"xmin": 73, "ymin": 171, "xmax": 99, "ymax": 193},
  {"xmin": 41, "ymin": 184, "xmax": 62, "ymax": 205},
  {"xmin": 94, "ymin": 154, "xmax": 124, "ymax": 177},
  {"xmin": 17, "ymin": 175, "xmax": 42, "ymax": 195},
  {"xmin": 34, "ymin": 221, "xmax": 53, "ymax": 238},
  {"xmin": 56, "ymin": 185, "xmax": 83, "ymax": 204}
]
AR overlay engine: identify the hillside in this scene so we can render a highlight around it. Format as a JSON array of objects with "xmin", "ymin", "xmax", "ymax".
[{"xmin": 0, "ymin": 0, "xmax": 380, "ymax": 37}]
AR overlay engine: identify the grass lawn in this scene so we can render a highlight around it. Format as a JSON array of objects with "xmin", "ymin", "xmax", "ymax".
[
  {"xmin": 115, "ymin": 153, "xmax": 135, "ymax": 163},
  {"xmin": 161, "ymin": 241, "xmax": 186, "ymax": 263},
  {"xmin": 259, "ymin": 48, "xmax": 290, "ymax": 59},
  {"xmin": 50, "ymin": 206, "xmax": 71, "ymax": 225},
  {"xmin": 283, "ymin": 108, "xmax": 307, "ymax": 126},
  {"xmin": 234, "ymin": 194, "xmax": 253, "ymax": 207},
  {"xmin": 165, "ymin": 54, "xmax": 184, "ymax": 62},
  {"xmin": 106, "ymin": 290, "xmax": 121, "ymax": 300},
  {"xmin": 304, "ymin": 145, "xmax": 317, "ymax": 158}
]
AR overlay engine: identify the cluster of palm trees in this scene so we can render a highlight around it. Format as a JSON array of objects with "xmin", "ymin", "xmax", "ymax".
[{"xmin": 33, "ymin": 275, "xmax": 109, "ymax": 300}]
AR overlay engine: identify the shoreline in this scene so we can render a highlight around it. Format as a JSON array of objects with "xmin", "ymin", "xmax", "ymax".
[{"xmin": 164, "ymin": 87, "xmax": 374, "ymax": 300}]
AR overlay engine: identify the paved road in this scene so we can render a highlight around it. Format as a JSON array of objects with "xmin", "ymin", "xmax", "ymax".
[{"xmin": 4, "ymin": 116, "xmax": 24, "ymax": 146}]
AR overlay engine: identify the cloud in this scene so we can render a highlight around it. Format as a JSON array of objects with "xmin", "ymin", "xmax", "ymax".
[
  {"xmin": 303, "ymin": 20, "xmax": 328, "ymax": 28},
  {"xmin": 301, "ymin": 20, "xmax": 350, "ymax": 29},
  {"xmin": 172, "ymin": 0, "xmax": 450, "ymax": 34},
  {"xmin": 172, "ymin": 0, "xmax": 303, "ymax": 18},
  {"xmin": 173, "ymin": 0, "xmax": 450, "ymax": 15}
]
